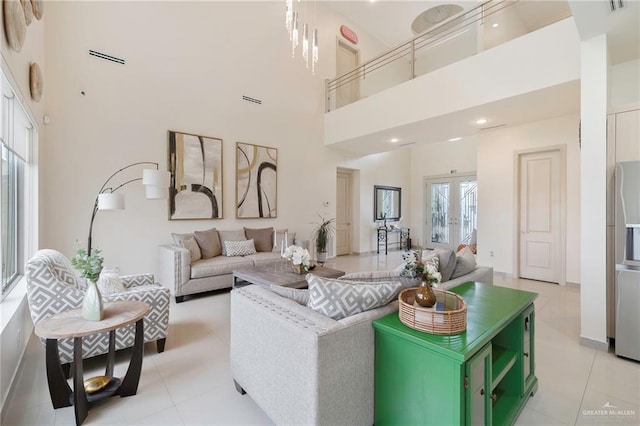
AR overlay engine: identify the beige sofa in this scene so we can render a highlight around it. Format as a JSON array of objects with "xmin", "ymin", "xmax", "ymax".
[
  {"xmin": 158, "ymin": 227, "xmax": 293, "ymax": 302},
  {"xmin": 230, "ymin": 263, "xmax": 493, "ymax": 425}
]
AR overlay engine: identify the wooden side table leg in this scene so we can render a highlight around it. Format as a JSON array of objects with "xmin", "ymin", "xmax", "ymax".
[
  {"xmin": 119, "ymin": 318, "xmax": 144, "ymax": 397},
  {"xmin": 105, "ymin": 330, "xmax": 115, "ymax": 377},
  {"xmin": 45, "ymin": 339, "xmax": 72, "ymax": 408},
  {"xmin": 73, "ymin": 337, "xmax": 88, "ymax": 425}
]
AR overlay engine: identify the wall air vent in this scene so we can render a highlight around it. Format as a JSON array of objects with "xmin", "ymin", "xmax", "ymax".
[
  {"xmin": 89, "ymin": 50, "xmax": 125, "ymax": 65},
  {"xmin": 609, "ymin": 0, "xmax": 624, "ymax": 12},
  {"xmin": 242, "ymin": 95, "xmax": 262, "ymax": 105}
]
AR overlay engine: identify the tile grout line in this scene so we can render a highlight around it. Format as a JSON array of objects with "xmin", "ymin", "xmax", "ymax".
[{"xmin": 573, "ymin": 349, "xmax": 598, "ymax": 425}]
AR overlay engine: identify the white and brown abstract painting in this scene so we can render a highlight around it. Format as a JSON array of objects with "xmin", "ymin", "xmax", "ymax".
[
  {"xmin": 236, "ymin": 142, "xmax": 277, "ymax": 218},
  {"xmin": 168, "ymin": 131, "xmax": 223, "ymax": 220}
]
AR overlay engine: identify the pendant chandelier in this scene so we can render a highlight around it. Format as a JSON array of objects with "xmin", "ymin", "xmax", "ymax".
[{"xmin": 285, "ymin": 0, "xmax": 319, "ymax": 75}]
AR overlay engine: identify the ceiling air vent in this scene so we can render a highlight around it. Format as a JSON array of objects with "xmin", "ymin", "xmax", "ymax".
[
  {"xmin": 480, "ymin": 124, "xmax": 507, "ymax": 131},
  {"xmin": 242, "ymin": 95, "xmax": 262, "ymax": 105},
  {"xmin": 609, "ymin": 0, "xmax": 624, "ymax": 12},
  {"xmin": 89, "ymin": 50, "xmax": 125, "ymax": 65}
]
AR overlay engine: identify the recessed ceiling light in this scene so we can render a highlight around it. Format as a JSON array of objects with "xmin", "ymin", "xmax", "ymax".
[
  {"xmin": 475, "ymin": 118, "xmax": 488, "ymax": 125},
  {"xmin": 448, "ymin": 137, "xmax": 462, "ymax": 142},
  {"xmin": 492, "ymin": 23, "xmax": 499, "ymax": 28},
  {"xmin": 390, "ymin": 138, "xmax": 399, "ymax": 143}
]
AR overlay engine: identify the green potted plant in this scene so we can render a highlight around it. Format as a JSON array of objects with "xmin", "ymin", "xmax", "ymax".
[{"xmin": 312, "ymin": 215, "xmax": 335, "ymax": 264}]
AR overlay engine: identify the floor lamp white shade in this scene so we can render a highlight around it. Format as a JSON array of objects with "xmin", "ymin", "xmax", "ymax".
[
  {"xmin": 143, "ymin": 169, "xmax": 170, "ymax": 187},
  {"xmin": 145, "ymin": 185, "xmax": 168, "ymax": 200},
  {"xmin": 98, "ymin": 193, "xmax": 125, "ymax": 210}
]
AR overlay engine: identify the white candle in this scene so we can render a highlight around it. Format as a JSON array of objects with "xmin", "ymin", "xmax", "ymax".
[
  {"xmin": 281, "ymin": 239, "xmax": 284, "ymax": 256},
  {"xmin": 285, "ymin": 232, "xmax": 288, "ymax": 246}
]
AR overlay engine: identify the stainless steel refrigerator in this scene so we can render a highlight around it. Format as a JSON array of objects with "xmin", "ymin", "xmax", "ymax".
[{"xmin": 615, "ymin": 161, "xmax": 640, "ymax": 361}]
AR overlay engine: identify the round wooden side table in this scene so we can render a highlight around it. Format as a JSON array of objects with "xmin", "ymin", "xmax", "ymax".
[{"xmin": 34, "ymin": 300, "xmax": 149, "ymax": 426}]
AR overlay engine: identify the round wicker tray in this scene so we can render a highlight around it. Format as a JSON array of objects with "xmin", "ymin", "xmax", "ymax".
[{"xmin": 398, "ymin": 287, "xmax": 467, "ymax": 335}]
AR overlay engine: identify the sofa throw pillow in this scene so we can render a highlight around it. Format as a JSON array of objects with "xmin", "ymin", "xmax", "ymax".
[
  {"xmin": 225, "ymin": 239, "xmax": 257, "ymax": 257},
  {"xmin": 244, "ymin": 227, "xmax": 274, "ymax": 252},
  {"xmin": 306, "ymin": 274, "xmax": 402, "ymax": 320},
  {"xmin": 96, "ymin": 272, "xmax": 126, "ymax": 295},
  {"xmin": 218, "ymin": 230, "xmax": 247, "ymax": 256},
  {"xmin": 451, "ymin": 246, "xmax": 477, "ymax": 279},
  {"xmin": 272, "ymin": 229, "xmax": 296, "ymax": 252},
  {"xmin": 178, "ymin": 235, "xmax": 202, "ymax": 263},
  {"xmin": 435, "ymin": 247, "xmax": 456, "ymax": 282},
  {"xmin": 194, "ymin": 227, "xmax": 221, "ymax": 259},
  {"xmin": 269, "ymin": 285, "xmax": 310, "ymax": 305}
]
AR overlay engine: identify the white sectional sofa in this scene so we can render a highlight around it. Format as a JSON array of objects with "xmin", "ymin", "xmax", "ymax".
[
  {"xmin": 230, "ymin": 252, "xmax": 493, "ymax": 425},
  {"xmin": 158, "ymin": 227, "xmax": 293, "ymax": 302}
]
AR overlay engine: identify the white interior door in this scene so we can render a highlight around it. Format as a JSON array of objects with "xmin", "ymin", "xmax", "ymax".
[
  {"xmin": 336, "ymin": 170, "xmax": 352, "ymax": 256},
  {"xmin": 336, "ymin": 40, "xmax": 359, "ymax": 108},
  {"xmin": 425, "ymin": 176, "xmax": 477, "ymax": 251},
  {"xmin": 519, "ymin": 150, "xmax": 561, "ymax": 283}
]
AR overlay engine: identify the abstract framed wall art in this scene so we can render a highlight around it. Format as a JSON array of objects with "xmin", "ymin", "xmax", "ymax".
[
  {"xmin": 236, "ymin": 142, "xmax": 277, "ymax": 218},
  {"xmin": 168, "ymin": 131, "xmax": 223, "ymax": 220}
]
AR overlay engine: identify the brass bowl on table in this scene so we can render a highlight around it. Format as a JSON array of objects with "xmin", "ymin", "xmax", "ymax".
[{"xmin": 83, "ymin": 375, "xmax": 112, "ymax": 394}]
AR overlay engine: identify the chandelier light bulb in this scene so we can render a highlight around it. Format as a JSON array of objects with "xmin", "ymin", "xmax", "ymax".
[
  {"xmin": 312, "ymin": 28, "xmax": 319, "ymax": 75},
  {"xmin": 285, "ymin": 0, "xmax": 293, "ymax": 34},
  {"xmin": 291, "ymin": 11, "xmax": 299, "ymax": 58},
  {"xmin": 302, "ymin": 23, "xmax": 309, "ymax": 68}
]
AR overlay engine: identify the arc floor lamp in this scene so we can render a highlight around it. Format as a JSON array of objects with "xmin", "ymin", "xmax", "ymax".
[{"xmin": 87, "ymin": 162, "xmax": 170, "ymax": 255}]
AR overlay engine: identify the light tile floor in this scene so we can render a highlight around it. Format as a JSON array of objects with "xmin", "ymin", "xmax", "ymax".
[{"xmin": 3, "ymin": 251, "xmax": 639, "ymax": 425}]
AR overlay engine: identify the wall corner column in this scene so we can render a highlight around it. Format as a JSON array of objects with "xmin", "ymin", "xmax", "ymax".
[{"xmin": 579, "ymin": 34, "xmax": 609, "ymax": 350}]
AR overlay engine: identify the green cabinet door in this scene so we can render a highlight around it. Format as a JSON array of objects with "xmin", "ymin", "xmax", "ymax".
[
  {"xmin": 522, "ymin": 305, "xmax": 536, "ymax": 396},
  {"xmin": 465, "ymin": 343, "xmax": 492, "ymax": 425}
]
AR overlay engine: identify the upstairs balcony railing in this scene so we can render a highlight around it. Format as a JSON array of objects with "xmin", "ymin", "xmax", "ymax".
[{"xmin": 326, "ymin": 0, "xmax": 572, "ymax": 112}]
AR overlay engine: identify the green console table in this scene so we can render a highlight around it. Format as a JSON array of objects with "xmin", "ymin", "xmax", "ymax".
[{"xmin": 373, "ymin": 282, "xmax": 538, "ymax": 425}]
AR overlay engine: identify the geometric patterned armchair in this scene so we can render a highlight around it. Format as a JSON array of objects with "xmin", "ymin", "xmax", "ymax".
[{"xmin": 25, "ymin": 249, "xmax": 170, "ymax": 364}]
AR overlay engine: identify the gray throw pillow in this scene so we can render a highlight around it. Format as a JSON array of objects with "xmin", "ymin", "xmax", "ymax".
[
  {"xmin": 306, "ymin": 274, "xmax": 402, "ymax": 320},
  {"xmin": 218, "ymin": 230, "xmax": 246, "ymax": 256},
  {"xmin": 244, "ymin": 227, "xmax": 274, "ymax": 252},
  {"xmin": 451, "ymin": 246, "xmax": 477, "ymax": 279},
  {"xmin": 435, "ymin": 247, "xmax": 457, "ymax": 282},
  {"xmin": 171, "ymin": 233, "xmax": 202, "ymax": 262},
  {"xmin": 194, "ymin": 228, "xmax": 222, "ymax": 258},
  {"xmin": 269, "ymin": 285, "xmax": 310, "ymax": 305}
]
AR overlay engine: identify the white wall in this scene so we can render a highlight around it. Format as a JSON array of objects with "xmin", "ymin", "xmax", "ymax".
[
  {"xmin": 610, "ymin": 59, "xmax": 640, "ymax": 107},
  {"xmin": 476, "ymin": 114, "xmax": 581, "ymax": 283},
  {"xmin": 40, "ymin": 1, "xmax": 407, "ymax": 274},
  {"xmin": 408, "ymin": 138, "xmax": 478, "ymax": 248},
  {"xmin": 340, "ymin": 149, "xmax": 412, "ymax": 252}
]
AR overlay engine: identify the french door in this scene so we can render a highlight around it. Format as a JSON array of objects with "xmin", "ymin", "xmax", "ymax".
[{"xmin": 425, "ymin": 176, "xmax": 478, "ymax": 251}]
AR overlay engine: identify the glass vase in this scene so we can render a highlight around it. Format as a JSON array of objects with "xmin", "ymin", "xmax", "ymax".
[
  {"xmin": 291, "ymin": 263, "xmax": 305, "ymax": 275},
  {"xmin": 82, "ymin": 280, "xmax": 104, "ymax": 321},
  {"xmin": 414, "ymin": 280, "xmax": 437, "ymax": 308}
]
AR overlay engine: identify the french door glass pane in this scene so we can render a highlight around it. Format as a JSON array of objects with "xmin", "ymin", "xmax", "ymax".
[
  {"xmin": 459, "ymin": 181, "xmax": 478, "ymax": 244},
  {"xmin": 431, "ymin": 183, "xmax": 449, "ymax": 243}
]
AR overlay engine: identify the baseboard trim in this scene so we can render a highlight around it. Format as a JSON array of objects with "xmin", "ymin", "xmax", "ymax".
[{"xmin": 579, "ymin": 336, "xmax": 609, "ymax": 351}]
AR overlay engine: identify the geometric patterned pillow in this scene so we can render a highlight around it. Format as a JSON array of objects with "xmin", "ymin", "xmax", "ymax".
[
  {"xmin": 224, "ymin": 239, "xmax": 257, "ymax": 257},
  {"xmin": 306, "ymin": 274, "xmax": 402, "ymax": 320}
]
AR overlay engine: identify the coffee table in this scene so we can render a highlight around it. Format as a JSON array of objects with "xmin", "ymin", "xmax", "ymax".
[
  {"xmin": 34, "ymin": 300, "xmax": 149, "ymax": 426},
  {"xmin": 233, "ymin": 264, "xmax": 344, "ymax": 289}
]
